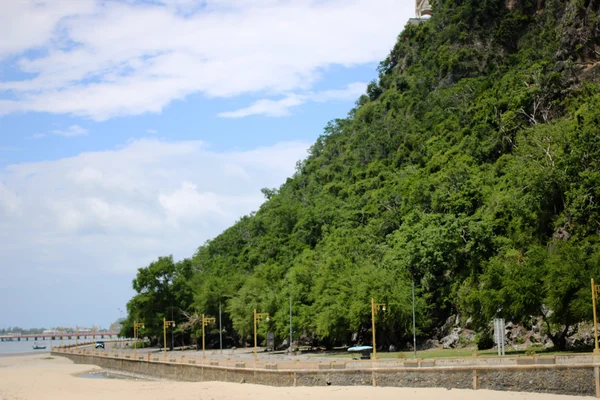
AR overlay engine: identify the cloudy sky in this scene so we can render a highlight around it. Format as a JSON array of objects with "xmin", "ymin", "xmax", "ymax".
[{"xmin": 0, "ymin": 0, "xmax": 414, "ymax": 330}]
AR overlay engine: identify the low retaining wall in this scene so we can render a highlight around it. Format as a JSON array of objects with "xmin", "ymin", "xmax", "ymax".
[{"xmin": 54, "ymin": 351, "xmax": 600, "ymax": 397}]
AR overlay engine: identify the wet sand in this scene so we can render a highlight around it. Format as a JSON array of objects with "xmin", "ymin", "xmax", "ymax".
[{"xmin": 0, "ymin": 355, "xmax": 594, "ymax": 400}]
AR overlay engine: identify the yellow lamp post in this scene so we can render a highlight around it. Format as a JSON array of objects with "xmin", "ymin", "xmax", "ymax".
[
  {"xmin": 592, "ymin": 279, "xmax": 600, "ymax": 354},
  {"xmin": 202, "ymin": 314, "xmax": 216, "ymax": 359},
  {"xmin": 253, "ymin": 309, "xmax": 270, "ymax": 361},
  {"xmin": 371, "ymin": 298, "xmax": 386, "ymax": 360},
  {"xmin": 163, "ymin": 318, "xmax": 176, "ymax": 359},
  {"xmin": 134, "ymin": 321, "xmax": 145, "ymax": 359}
]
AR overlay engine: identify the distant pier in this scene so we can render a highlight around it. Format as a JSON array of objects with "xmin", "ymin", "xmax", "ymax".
[{"xmin": 0, "ymin": 332, "xmax": 119, "ymax": 342}]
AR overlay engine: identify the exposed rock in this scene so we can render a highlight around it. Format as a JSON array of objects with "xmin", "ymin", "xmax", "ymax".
[
  {"xmin": 565, "ymin": 322, "xmax": 595, "ymax": 350},
  {"xmin": 388, "ymin": 344, "xmax": 397, "ymax": 352},
  {"xmin": 420, "ymin": 339, "xmax": 440, "ymax": 350},
  {"xmin": 441, "ymin": 315, "xmax": 456, "ymax": 336},
  {"xmin": 441, "ymin": 328, "xmax": 461, "ymax": 349},
  {"xmin": 553, "ymin": 226, "xmax": 571, "ymax": 242},
  {"xmin": 464, "ymin": 317, "xmax": 473, "ymax": 329},
  {"xmin": 461, "ymin": 329, "xmax": 475, "ymax": 343},
  {"xmin": 277, "ymin": 339, "xmax": 289, "ymax": 351}
]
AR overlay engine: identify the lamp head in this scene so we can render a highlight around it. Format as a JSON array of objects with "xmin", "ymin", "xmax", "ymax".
[
  {"xmin": 382, "ymin": 306, "xmax": 386, "ymax": 312},
  {"xmin": 266, "ymin": 316, "xmax": 270, "ymax": 322}
]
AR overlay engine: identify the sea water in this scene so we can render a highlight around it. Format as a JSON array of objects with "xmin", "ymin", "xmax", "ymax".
[{"xmin": 0, "ymin": 337, "xmax": 79, "ymax": 356}]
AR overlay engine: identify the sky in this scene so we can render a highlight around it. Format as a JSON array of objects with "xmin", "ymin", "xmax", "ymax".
[{"xmin": 0, "ymin": 0, "xmax": 415, "ymax": 330}]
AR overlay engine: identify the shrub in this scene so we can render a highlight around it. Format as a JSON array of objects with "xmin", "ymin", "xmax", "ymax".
[
  {"xmin": 476, "ymin": 330, "xmax": 494, "ymax": 350},
  {"xmin": 525, "ymin": 348, "xmax": 536, "ymax": 356}
]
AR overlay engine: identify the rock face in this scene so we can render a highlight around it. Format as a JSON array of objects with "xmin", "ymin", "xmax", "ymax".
[
  {"xmin": 441, "ymin": 328, "xmax": 461, "ymax": 349},
  {"xmin": 421, "ymin": 339, "xmax": 440, "ymax": 350}
]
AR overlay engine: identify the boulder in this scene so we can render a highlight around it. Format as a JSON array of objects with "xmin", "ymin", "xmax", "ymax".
[
  {"xmin": 441, "ymin": 315, "xmax": 456, "ymax": 336},
  {"xmin": 420, "ymin": 339, "xmax": 440, "ymax": 350},
  {"xmin": 441, "ymin": 328, "xmax": 461, "ymax": 349}
]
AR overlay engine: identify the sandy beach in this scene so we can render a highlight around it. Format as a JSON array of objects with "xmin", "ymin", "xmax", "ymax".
[{"xmin": 0, "ymin": 355, "xmax": 594, "ymax": 400}]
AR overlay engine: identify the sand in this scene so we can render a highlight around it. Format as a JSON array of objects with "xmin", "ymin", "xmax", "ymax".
[{"xmin": 0, "ymin": 355, "xmax": 594, "ymax": 400}]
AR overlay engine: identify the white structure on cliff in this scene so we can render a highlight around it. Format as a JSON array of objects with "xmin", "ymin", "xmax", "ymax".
[
  {"xmin": 409, "ymin": 0, "xmax": 432, "ymax": 24},
  {"xmin": 416, "ymin": 0, "xmax": 432, "ymax": 18}
]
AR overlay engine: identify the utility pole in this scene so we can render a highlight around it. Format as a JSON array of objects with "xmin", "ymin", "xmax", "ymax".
[
  {"xmin": 219, "ymin": 301, "xmax": 223, "ymax": 353},
  {"xmin": 289, "ymin": 294, "xmax": 293, "ymax": 354},
  {"xmin": 412, "ymin": 275, "xmax": 417, "ymax": 358}
]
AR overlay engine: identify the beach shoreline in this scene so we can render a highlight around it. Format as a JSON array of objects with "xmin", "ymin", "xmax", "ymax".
[{"xmin": 0, "ymin": 354, "xmax": 595, "ymax": 400}]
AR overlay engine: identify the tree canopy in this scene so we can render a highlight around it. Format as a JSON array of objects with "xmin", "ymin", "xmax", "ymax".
[{"xmin": 123, "ymin": 0, "xmax": 600, "ymax": 351}]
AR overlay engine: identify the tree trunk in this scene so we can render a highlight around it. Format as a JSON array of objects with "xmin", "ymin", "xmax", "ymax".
[{"xmin": 548, "ymin": 324, "xmax": 570, "ymax": 351}]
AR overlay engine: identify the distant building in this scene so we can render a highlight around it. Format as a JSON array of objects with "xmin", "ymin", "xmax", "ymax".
[
  {"xmin": 416, "ymin": 0, "xmax": 432, "ymax": 17},
  {"xmin": 408, "ymin": 0, "xmax": 432, "ymax": 25}
]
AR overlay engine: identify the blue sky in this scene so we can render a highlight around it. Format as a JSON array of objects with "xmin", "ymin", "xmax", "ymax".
[{"xmin": 0, "ymin": 0, "xmax": 414, "ymax": 330}]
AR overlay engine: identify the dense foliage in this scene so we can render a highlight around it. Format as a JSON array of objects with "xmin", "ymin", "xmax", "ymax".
[{"xmin": 123, "ymin": 0, "xmax": 600, "ymax": 350}]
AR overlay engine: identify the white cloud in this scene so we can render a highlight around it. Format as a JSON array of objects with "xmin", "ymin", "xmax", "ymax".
[
  {"xmin": 218, "ymin": 82, "xmax": 367, "ymax": 118},
  {"xmin": 0, "ymin": 136, "xmax": 308, "ymax": 326},
  {"xmin": 311, "ymin": 82, "xmax": 369, "ymax": 103},
  {"xmin": 0, "ymin": 0, "xmax": 96, "ymax": 58},
  {"xmin": 29, "ymin": 133, "xmax": 48, "ymax": 139},
  {"xmin": 146, "ymin": 129, "xmax": 158, "ymax": 134},
  {"xmin": 52, "ymin": 124, "xmax": 89, "ymax": 137},
  {"xmin": 0, "ymin": 183, "xmax": 21, "ymax": 218},
  {"xmin": 0, "ymin": 0, "xmax": 413, "ymax": 120},
  {"xmin": 0, "ymin": 138, "xmax": 308, "ymax": 278},
  {"xmin": 218, "ymin": 95, "xmax": 305, "ymax": 118}
]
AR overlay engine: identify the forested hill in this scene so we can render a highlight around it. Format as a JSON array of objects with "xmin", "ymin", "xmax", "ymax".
[{"xmin": 124, "ymin": 0, "xmax": 600, "ymax": 351}]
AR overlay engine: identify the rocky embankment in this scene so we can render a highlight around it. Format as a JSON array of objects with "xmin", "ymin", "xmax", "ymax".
[{"xmin": 431, "ymin": 316, "xmax": 597, "ymax": 352}]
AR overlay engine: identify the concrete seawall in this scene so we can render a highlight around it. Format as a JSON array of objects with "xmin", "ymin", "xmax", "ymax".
[{"xmin": 53, "ymin": 350, "xmax": 600, "ymax": 397}]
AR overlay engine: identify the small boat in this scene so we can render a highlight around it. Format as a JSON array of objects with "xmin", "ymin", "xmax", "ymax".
[
  {"xmin": 348, "ymin": 345, "xmax": 372, "ymax": 360},
  {"xmin": 32, "ymin": 342, "xmax": 46, "ymax": 350}
]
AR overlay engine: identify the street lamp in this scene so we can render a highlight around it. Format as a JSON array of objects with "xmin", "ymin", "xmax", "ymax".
[
  {"xmin": 253, "ymin": 309, "xmax": 270, "ymax": 361},
  {"xmin": 163, "ymin": 318, "xmax": 176, "ymax": 359},
  {"xmin": 202, "ymin": 314, "xmax": 216, "ymax": 359},
  {"xmin": 371, "ymin": 298, "xmax": 386, "ymax": 360},
  {"xmin": 134, "ymin": 321, "xmax": 144, "ymax": 359}
]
